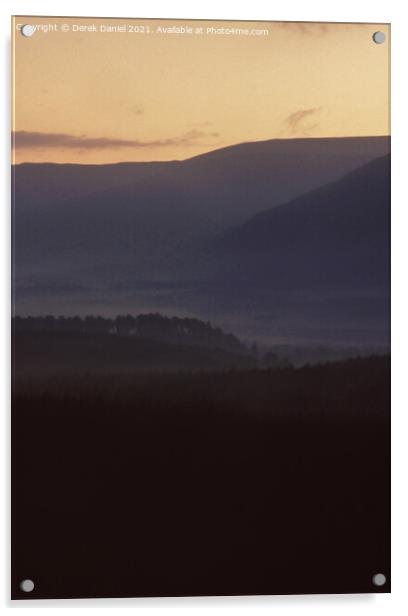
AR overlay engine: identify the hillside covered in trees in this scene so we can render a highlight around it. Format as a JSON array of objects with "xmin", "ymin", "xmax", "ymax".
[
  {"xmin": 12, "ymin": 314, "xmax": 265, "ymax": 378},
  {"xmin": 13, "ymin": 313, "xmax": 248, "ymax": 355},
  {"xmin": 12, "ymin": 356, "xmax": 390, "ymax": 597}
]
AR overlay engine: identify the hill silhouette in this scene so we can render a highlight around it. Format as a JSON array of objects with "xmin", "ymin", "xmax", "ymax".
[
  {"xmin": 13, "ymin": 314, "xmax": 255, "ymax": 378},
  {"xmin": 12, "ymin": 139, "xmax": 391, "ymax": 596},
  {"xmin": 209, "ymin": 154, "xmax": 390, "ymax": 289},
  {"xmin": 13, "ymin": 140, "xmax": 391, "ymax": 348},
  {"xmin": 12, "ymin": 356, "xmax": 390, "ymax": 597},
  {"xmin": 14, "ymin": 136, "xmax": 389, "ymax": 224},
  {"xmin": 13, "ymin": 313, "xmax": 247, "ymax": 352},
  {"xmin": 14, "ymin": 138, "xmax": 390, "ymax": 286},
  {"xmin": 13, "ymin": 331, "xmax": 256, "ymax": 378}
]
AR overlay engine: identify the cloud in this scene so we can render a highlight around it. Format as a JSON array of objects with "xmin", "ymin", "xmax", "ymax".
[
  {"xmin": 178, "ymin": 129, "xmax": 220, "ymax": 142},
  {"xmin": 282, "ymin": 107, "xmax": 322, "ymax": 135},
  {"xmin": 12, "ymin": 129, "xmax": 220, "ymax": 150}
]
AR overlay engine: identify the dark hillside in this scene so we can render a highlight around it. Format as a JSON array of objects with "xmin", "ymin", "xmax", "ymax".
[{"xmin": 12, "ymin": 356, "xmax": 390, "ymax": 598}]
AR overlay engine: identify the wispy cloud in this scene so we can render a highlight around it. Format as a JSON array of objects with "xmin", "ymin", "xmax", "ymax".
[
  {"xmin": 12, "ymin": 129, "xmax": 220, "ymax": 150},
  {"xmin": 282, "ymin": 107, "xmax": 322, "ymax": 136}
]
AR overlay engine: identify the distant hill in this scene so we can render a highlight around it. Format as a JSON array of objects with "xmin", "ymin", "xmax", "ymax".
[
  {"xmin": 13, "ymin": 313, "xmax": 257, "ymax": 377},
  {"xmin": 13, "ymin": 136, "xmax": 390, "ymax": 288},
  {"xmin": 14, "ymin": 136, "xmax": 390, "ymax": 225},
  {"xmin": 208, "ymin": 154, "xmax": 390, "ymax": 289},
  {"xmin": 13, "ymin": 313, "xmax": 248, "ymax": 355},
  {"xmin": 12, "ymin": 140, "xmax": 391, "ymax": 346}
]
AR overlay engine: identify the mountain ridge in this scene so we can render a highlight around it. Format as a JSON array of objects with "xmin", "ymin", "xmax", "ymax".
[
  {"xmin": 207, "ymin": 154, "xmax": 390, "ymax": 288},
  {"xmin": 13, "ymin": 135, "xmax": 390, "ymax": 227},
  {"xmin": 13, "ymin": 134, "xmax": 390, "ymax": 167}
]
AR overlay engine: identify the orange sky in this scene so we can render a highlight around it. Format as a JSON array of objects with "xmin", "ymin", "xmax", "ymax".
[{"xmin": 12, "ymin": 17, "xmax": 390, "ymax": 164}]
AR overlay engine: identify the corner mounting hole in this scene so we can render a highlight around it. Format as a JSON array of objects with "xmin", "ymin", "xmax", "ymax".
[
  {"xmin": 21, "ymin": 24, "xmax": 35, "ymax": 37},
  {"xmin": 20, "ymin": 579, "xmax": 35, "ymax": 592},
  {"xmin": 372, "ymin": 572, "xmax": 386, "ymax": 587},
  {"xmin": 372, "ymin": 31, "xmax": 386, "ymax": 44}
]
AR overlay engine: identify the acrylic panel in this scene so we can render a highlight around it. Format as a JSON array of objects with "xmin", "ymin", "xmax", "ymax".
[{"xmin": 11, "ymin": 16, "xmax": 391, "ymax": 599}]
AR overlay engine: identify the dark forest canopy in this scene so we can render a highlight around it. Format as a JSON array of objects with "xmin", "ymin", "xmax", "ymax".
[{"xmin": 12, "ymin": 314, "xmax": 249, "ymax": 355}]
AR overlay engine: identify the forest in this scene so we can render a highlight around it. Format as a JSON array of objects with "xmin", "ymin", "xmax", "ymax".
[
  {"xmin": 12, "ymin": 314, "xmax": 248, "ymax": 354},
  {"xmin": 12, "ymin": 355, "xmax": 390, "ymax": 597}
]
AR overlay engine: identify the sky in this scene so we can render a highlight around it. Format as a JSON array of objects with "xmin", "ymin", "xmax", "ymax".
[{"xmin": 12, "ymin": 17, "xmax": 390, "ymax": 164}]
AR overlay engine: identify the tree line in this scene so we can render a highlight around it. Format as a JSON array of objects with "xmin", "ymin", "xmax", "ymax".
[{"xmin": 13, "ymin": 313, "xmax": 250, "ymax": 355}]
